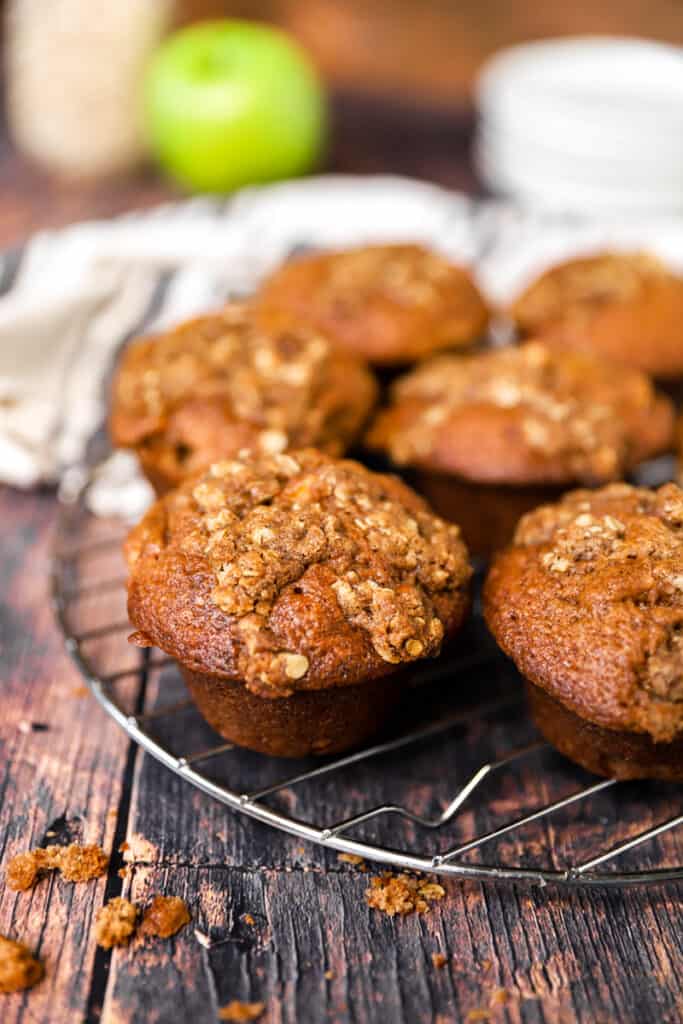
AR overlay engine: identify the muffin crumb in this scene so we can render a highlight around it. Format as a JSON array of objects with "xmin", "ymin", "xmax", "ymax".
[
  {"xmin": 139, "ymin": 895, "xmax": 190, "ymax": 938},
  {"xmin": 94, "ymin": 897, "xmax": 138, "ymax": 949},
  {"xmin": 6, "ymin": 844, "xmax": 108, "ymax": 891},
  {"xmin": 367, "ymin": 341, "xmax": 672, "ymax": 485},
  {"xmin": 432, "ymin": 952, "xmax": 448, "ymax": 969},
  {"xmin": 218, "ymin": 1001, "xmax": 265, "ymax": 1021},
  {"xmin": 127, "ymin": 449, "xmax": 471, "ymax": 704},
  {"xmin": 0, "ymin": 936, "xmax": 44, "ymax": 993},
  {"xmin": 337, "ymin": 853, "xmax": 365, "ymax": 866},
  {"xmin": 365, "ymin": 872, "xmax": 445, "ymax": 916}
]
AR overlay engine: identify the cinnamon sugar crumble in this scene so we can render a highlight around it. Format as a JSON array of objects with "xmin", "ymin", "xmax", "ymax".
[
  {"xmin": 180, "ymin": 450, "xmax": 469, "ymax": 695},
  {"xmin": 512, "ymin": 251, "xmax": 667, "ymax": 329},
  {"xmin": 0, "ymin": 936, "xmax": 44, "ymax": 993},
  {"xmin": 113, "ymin": 303, "xmax": 375, "ymax": 456},
  {"xmin": 94, "ymin": 898, "xmax": 137, "ymax": 949},
  {"xmin": 6, "ymin": 844, "xmax": 108, "ymax": 891},
  {"xmin": 139, "ymin": 896, "xmax": 190, "ymax": 938},
  {"xmin": 218, "ymin": 1001, "xmax": 265, "ymax": 1022},
  {"xmin": 337, "ymin": 853, "xmax": 365, "ymax": 866},
  {"xmin": 510, "ymin": 482, "xmax": 683, "ymax": 737},
  {"xmin": 317, "ymin": 245, "xmax": 456, "ymax": 309},
  {"xmin": 372, "ymin": 341, "xmax": 662, "ymax": 480},
  {"xmin": 365, "ymin": 872, "xmax": 446, "ymax": 916}
]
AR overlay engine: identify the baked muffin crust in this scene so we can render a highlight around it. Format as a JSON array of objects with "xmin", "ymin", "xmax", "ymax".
[
  {"xmin": 255, "ymin": 243, "xmax": 489, "ymax": 366},
  {"xmin": 510, "ymin": 251, "xmax": 683, "ymax": 379},
  {"xmin": 484, "ymin": 482, "xmax": 683, "ymax": 743},
  {"xmin": 366, "ymin": 341, "xmax": 674, "ymax": 485},
  {"xmin": 126, "ymin": 449, "xmax": 471, "ymax": 699},
  {"xmin": 110, "ymin": 303, "xmax": 377, "ymax": 489}
]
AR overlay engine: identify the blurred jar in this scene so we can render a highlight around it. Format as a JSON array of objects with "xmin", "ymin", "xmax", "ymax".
[{"xmin": 5, "ymin": 0, "xmax": 176, "ymax": 178}]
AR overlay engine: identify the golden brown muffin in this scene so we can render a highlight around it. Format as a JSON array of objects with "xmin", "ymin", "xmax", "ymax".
[
  {"xmin": 254, "ymin": 243, "xmax": 489, "ymax": 367},
  {"xmin": 366, "ymin": 341, "xmax": 675, "ymax": 555},
  {"xmin": 510, "ymin": 251, "xmax": 683, "ymax": 379},
  {"xmin": 125, "ymin": 449, "xmax": 471, "ymax": 757},
  {"xmin": 484, "ymin": 482, "xmax": 683, "ymax": 780},
  {"xmin": 109, "ymin": 303, "xmax": 378, "ymax": 494}
]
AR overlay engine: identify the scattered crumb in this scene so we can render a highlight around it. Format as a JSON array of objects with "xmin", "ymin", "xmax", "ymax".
[
  {"xmin": 95, "ymin": 898, "xmax": 138, "ymax": 949},
  {"xmin": 297, "ymin": 847, "xmax": 305, "ymax": 855},
  {"xmin": 0, "ymin": 936, "xmax": 44, "ymax": 993},
  {"xmin": 6, "ymin": 844, "xmax": 108, "ymax": 891},
  {"xmin": 71, "ymin": 685, "xmax": 90, "ymax": 698},
  {"xmin": 490, "ymin": 988, "xmax": 509, "ymax": 1007},
  {"xmin": 108, "ymin": 810, "xmax": 118, "ymax": 818},
  {"xmin": 480, "ymin": 958, "xmax": 492, "ymax": 973},
  {"xmin": 324, "ymin": 969, "xmax": 335, "ymax": 980},
  {"xmin": 337, "ymin": 853, "xmax": 365, "ymax": 866},
  {"xmin": 218, "ymin": 1001, "xmax": 265, "ymax": 1022},
  {"xmin": 466, "ymin": 1011, "xmax": 491, "ymax": 1022},
  {"xmin": 121, "ymin": 834, "xmax": 157, "ymax": 864},
  {"xmin": 6, "ymin": 851, "xmax": 46, "ymax": 891},
  {"xmin": 243, "ymin": 914, "xmax": 255, "ymax": 926},
  {"xmin": 194, "ymin": 929, "xmax": 212, "ymax": 949},
  {"xmin": 44, "ymin": 831, "xmax": 56, "ymax": 839},
  {"xmin": 56, "ymin": 844, "xmax": 109, "ymax": 884},
  {"xmin": 139, "ymin": 896, "xmax": 190, "ymax": 939},
  {"xmin": 118, "ymin": 867, "xmax": 129, "ymax": 879},
  {"xmin": 365, "ymin": 872, "xmax": 446, "ymax": 917},
  {"xmin": 431, "ymin": 952, "xmax": 448, "ymax": 969}
]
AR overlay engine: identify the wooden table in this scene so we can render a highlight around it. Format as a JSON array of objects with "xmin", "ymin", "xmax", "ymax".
[{"xmin": 1, "ymin": 95, "xmax": 682, "ymax": 1024}]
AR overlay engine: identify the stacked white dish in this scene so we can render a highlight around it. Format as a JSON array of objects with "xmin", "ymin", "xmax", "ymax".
[{"xmin": 476, "ymin": 37, "xmax": 683, "ymax": 214}]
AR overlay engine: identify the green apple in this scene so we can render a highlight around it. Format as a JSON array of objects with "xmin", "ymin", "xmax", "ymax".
[{"xmin": 144, "ymin": 20, "xmax": 327, "ymax": 192}]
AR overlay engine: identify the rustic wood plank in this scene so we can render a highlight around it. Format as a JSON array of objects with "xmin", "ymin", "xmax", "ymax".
[
  {"xmin": 0, "ymin": 487, "xmax": 137, "ymax": 1024},
  {"xmin": 99, "ymin": 859, "xmax": 683, "ymax": 1024},
  {"xmin": 92, "ymin": 608, "xmax": 683, "ymax": 1024}
]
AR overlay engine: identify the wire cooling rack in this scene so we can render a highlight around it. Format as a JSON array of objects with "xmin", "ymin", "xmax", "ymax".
[{"xmin": 51, "ymin": 462, "xmax": 683, "ymax": 888}]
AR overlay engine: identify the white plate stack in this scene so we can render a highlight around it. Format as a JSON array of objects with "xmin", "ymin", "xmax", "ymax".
[{"xmin": 476, "ymin": 37, "xmax": 683, "ymax": 214}]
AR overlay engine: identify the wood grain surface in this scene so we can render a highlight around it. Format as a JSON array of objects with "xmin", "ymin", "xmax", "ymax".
[{"xmin": 1, "ymin": 100, "xmax": 682, "ymax": 1024}]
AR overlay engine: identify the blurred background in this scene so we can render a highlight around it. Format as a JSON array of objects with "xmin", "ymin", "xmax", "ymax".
[{"xmin": 1, "ymin": 0, "xmax": 682, "ymax": 241}]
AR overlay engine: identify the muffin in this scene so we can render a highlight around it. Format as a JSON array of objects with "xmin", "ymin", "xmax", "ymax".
[
  {"xmin": 366, "ymin": 341, "xmax": 675, "ymax": 556},
  {"xmin": 109, "ymin": 303, "xmax": 378, "ymax": 494},
  {"xmin": 484, "ymin": 483, "xmax": 683, "ymax": 780},
  {"xmin": 125, "ymin": 449, "xmax": 472, "ymax": 757},
  {"xmin": 510, "ymin": 251, "xmax": 683, "ymax": 380},
  {"xmin": 254, "ymin": 243, "xmax": 490, "ymax": 367}
]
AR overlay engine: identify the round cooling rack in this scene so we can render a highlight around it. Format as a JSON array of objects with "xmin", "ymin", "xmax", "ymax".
[{"xmin": 51, "ymin": 462, "xmax": 683, "ymax": 888}]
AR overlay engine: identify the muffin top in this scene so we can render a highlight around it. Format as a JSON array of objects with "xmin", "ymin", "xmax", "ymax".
[
  {"xmin": 484, "ymin": 482, "xmax": 683, "ymax": 742},
  {"xmin": 125, "ymin": 449, "xmax": 471, "ymax": 698},
  {"xmin": 109, "ymin": 303, "xmax": 377, "ymax": 486},
  {"xmin": 509, "ymin": 251, "xmax": 683, "ymax": 378},
  {"xmin": 366, "ymin": 341, "xmax": 674, "ymax": 485},
  {"xmin": 254, "ymin": 243, "xmax": 489, "ymax": 366}
]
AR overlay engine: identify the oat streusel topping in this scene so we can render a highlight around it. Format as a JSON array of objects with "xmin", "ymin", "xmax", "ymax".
[
  {"xmin": 127, "ymin": 450, "xmax": 471, "ymax": 697},
  {"xmin": 316, "ymin": 244, "xmax": 458, "ymax": 310},
  {"xmin": 509, "ymin": 482, "xmax": 683, "ymax": 729},
  {"xmin": 112, "ymin": 303, "xmax": 375, "ymax": 457},
  {"xmin": 374, "ymin": 341, "xmax": 663, "ymax": 481},
  {"xmin": 512, "ymin": 251, "xmax": 667, "ymax": 330},
  {"xmin": 183, "ymin": 451, "xmax": 469, "ymax": 690}
]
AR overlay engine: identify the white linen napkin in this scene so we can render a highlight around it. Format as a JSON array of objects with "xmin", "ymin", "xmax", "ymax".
[{"xmin": 1, "ymin": 173, "xmax": 681, "ymax": 513}]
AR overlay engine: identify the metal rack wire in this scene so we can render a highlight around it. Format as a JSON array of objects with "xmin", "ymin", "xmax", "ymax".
[{"xmin": 51, "ymin": 463, "xmax": 683, "ymax": 887}]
